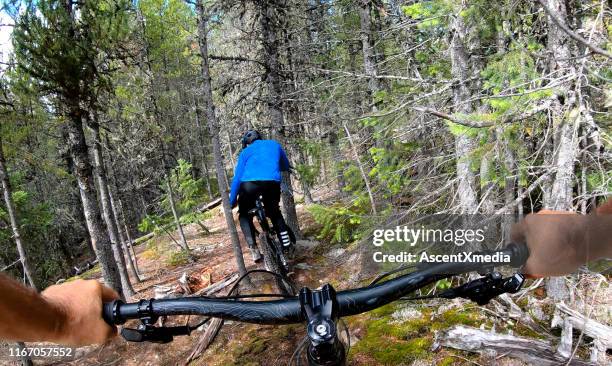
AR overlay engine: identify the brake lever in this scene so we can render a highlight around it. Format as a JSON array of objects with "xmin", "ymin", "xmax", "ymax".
[
  {"xmin": 120, "ymin": 325, "xmax": 191, "ymax": 343},
  {"xmin": 438, "ymin": 272, "xmax": 525, "ymax": 305}
]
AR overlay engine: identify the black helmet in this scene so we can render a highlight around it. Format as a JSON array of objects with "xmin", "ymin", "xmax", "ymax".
[{"xmin": 242, "ymin": 130, "xmax": 261, "ymax": 148}]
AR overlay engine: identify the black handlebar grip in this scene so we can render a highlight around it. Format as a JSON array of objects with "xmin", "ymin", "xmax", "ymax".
[
  {"xmin": 102, "ymin": 300, "xmax": 125, "ymax": 325},
  {"xmin": 507, "ymin": 242, "xmax": 530, "ymax": 268}
]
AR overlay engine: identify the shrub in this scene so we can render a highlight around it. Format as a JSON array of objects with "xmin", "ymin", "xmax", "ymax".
[
  {"xmin": 166, "ymin": 250, "xmax": 190, "ymax": 267},
  {"xmin": 308, "ymin": 203, "xmax": 365, "ymax": 244}
]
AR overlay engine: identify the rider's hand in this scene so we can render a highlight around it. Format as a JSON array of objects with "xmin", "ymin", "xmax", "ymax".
[
  {"xmin": 511, "ymin": 210, "xmax": 590, "ymax": 277},
  {"xmin": 41, "ymin": 279, "xmax": 120, "ymax": 346}
]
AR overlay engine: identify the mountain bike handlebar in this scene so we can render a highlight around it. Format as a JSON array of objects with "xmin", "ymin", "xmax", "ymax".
[{"xmin": 103, "ymin": 243, "xmax": 529, "ymax": 326}]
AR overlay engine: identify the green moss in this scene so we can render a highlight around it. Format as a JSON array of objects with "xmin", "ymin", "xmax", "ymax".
[
  {"xmin": 349, "ymin": 304, "xmax": 490, "ymax": 364},
  {"xmin": 351, "ymin": 334, "xmax": 432, "ymax": 364},
  {"xmin": 437, "ymin": 356, "xmax": 456, "ymax": 366},
  {"xmin": 76, "ymin": 264, "xmax": 101, "ymax": 279},
  {"xmin": 229, "ymin": 337, "xmax": 268, "ymax": 365},
  {"xmin": 511, "ymin": 323, "xmax": 547, "ymax": 340},
  {"xmin": 350, "ymin": 303, "xmax": 434, "ymax": 364},
  {"xmin": 165, "ymin": 250, "xmax": 190, "ymax": 267},
  {"xmin": 430, "ymin": 309, "xmax": 481, "ymax": 330},
  {"xmin": 222, "ymin": 325, "xmax": 302, "ymax": 365},
  {"xmin": 367, "ymin": 315, "xmax": 429, "ymax": 339}
]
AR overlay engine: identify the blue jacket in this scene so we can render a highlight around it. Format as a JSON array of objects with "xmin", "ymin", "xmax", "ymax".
[{"xmin": 229, "ymin": 139, "xmax": 290, "ymax": 206}]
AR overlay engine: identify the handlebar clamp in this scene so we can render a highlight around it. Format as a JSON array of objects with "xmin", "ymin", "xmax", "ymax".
[{"xmin": 299, "ymin": 284, "xmax": 346, "ymax": 366}]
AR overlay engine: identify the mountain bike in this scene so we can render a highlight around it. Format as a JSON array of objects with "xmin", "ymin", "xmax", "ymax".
[
  {"xmin": 249, "ymin": 195, "xmax": 295, "ymax": 295},
  {"xmin": 103, "ymin": 243, "xmax": 529, "ymax": 366}
]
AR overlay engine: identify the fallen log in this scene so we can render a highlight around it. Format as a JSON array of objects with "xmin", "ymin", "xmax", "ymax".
[
  {"xmin": 193, "ymin": 273, "xmax": 239, "ymax": 296},
  {"xmin": 196, "ymin": 197, "xmax": 222, "ymax": 213},
  {"xmin": 554, "ymin": 302, "xmax": 612, "ymax": 364},
  {"xmin": 178, "ymin": 272, "xmax": 193, "ymax": 295},
  {"xmin": 555, "ymin": 302, "xmax": 612, "ymax": 349},
  {"xmin": 183, "ymin": 272, "xmax": 238, "ymax": 365},
  {"xmin": 433, "ymin": 325, "xmax": 594, "ymax": 366},
  {"xmin": 184, "ymin": 318, "xmax": 223, "ymax": 366}
]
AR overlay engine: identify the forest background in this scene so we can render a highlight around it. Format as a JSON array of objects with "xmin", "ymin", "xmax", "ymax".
[{"xmin": 0, "ymin": 0, "xmax": 609, "ymax": 341}]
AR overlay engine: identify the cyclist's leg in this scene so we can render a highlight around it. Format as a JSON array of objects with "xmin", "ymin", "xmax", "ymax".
[
  {"xmin": 261, "ymin": 181, "xmax": 293, "ymax": 247},
  {"xmin": 238, "ymin": 182, "xmax": 262, "ymax": 261}
]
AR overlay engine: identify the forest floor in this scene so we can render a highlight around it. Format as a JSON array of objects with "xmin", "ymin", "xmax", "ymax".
[{"xmin": 1, "ymin": 193, "xmax": 610, "ymax": 366}]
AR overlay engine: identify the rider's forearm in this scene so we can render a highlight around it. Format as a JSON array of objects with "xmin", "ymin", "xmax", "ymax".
[
  {"xmin": 0, "ymin": 274, "xmax": 66, "ymax": 343},
  {"xmin": 583, "ymin": 214, "xmax": 612, "ymax": 261}
]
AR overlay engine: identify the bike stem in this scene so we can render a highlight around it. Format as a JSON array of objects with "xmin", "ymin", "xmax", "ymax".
[{"xmin": 299, "ymin": 284, "xmax": 346, "ymax": 366}]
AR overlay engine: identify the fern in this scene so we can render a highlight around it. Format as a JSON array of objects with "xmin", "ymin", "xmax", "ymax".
[{"xmin": 308, "ymin": 203, "xmax": 366, "ymax": 244}]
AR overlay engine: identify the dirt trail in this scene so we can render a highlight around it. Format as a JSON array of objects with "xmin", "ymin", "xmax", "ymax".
[{"xmin": 13, "ymin": 204, "xmax": 339, "ymax": 366}]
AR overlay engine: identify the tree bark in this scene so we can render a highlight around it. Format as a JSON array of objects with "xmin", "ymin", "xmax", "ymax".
[
  {"xmin": 497, "ymin": 127, "xmax": 517, "ymax": 242},
  {"xmin": 89, "ymin": 121, "xmax": 134, "ymax": 298},
  {"xmin": 108, "ymin": 186, "xmax": 141, "ymax": 281},
  {"xmin": 343, "ymin": 123, "xmax": 377, "ymax": 215},
  {"xmin": 544, "ymin": 0, "xmax": 579, "ymax": 212},
  {"xmin": 196, "ymin": 0, "xmax": 247, "ymax": 277},
  {"xmin": 542, "ymin": 0, "xmax": 583, "ymax": 301},
  {"xmin": 103, "ymin": 137, "xmax": 142, "ymax": 280},
  {"xmin": 0, "ymin": 137, "xmax": 37, "ymax": 290},
  {"xmin": 450, "ymin": 8, "xmax": 478, "ymax": 214},
  {"xmin": 0, "ymin": 137, "xmax": 36, "ymax": 366},
  {"xmin": 358, "ymin": 0, "xmax": 381, "ymax": 100},
  {"xmin": 258, "ymin": 0, "xmax": 302, "ymax": 239},
  {"xmin": 193, "ymin": 96, "xmax": 214, "ymax": 198},
  {"xmin": 16, "ymin": 342, "xmax": 33, "ymax": 366},
  {"xmin": 64, "ymin": 106, "xmax": 123, "ymax": 295},
  {"xmin": 165, "ymin": 170, "xmax": 191, "ymax": 254}
]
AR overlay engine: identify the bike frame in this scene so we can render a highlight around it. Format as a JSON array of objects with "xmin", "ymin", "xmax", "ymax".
[{"xmin": 251, "ymin": 196, "xmax": 291, "ymax": 275}]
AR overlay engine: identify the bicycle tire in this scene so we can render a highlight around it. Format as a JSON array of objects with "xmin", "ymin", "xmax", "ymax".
[{"xmin": 259, "ymin": 232, "xmax": 294, "ymax": 295}]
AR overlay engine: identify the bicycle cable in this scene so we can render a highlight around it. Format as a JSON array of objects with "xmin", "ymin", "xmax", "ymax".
[{"xmin": 369, "ymin": 263, "xmax": 417, "ymax": 286}]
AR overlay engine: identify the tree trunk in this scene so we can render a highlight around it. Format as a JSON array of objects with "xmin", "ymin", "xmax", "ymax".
[
  {"xmin": 226, "ymin": 130, "xmax": 236, "ymax": 169},
  {"xmin": 103, "ymin": 137, "xmax": 142, "ymax": 280},
  {"xmin": 450, "ymin": 9, "xmax": 478, "ymax": 214},
  {"xmin": 358, "ymin": 0, "xmax": 381, "ymax": 100},
  {"xmin": 343, "ymin": 123, "xmax": 377, "ymax": 215},
  {"xmin": 258, "ymin": 0, "xmax": 302, "ymax": 239},
  {"xmin": 1, "ymin": 137, "xmax": 36, "ymax": 366},
  {"xmin": 16, "ymin": 342, "xmax": 33, "ymax": 366},
  {"xmin": 193, "ymin": 96, "xmax": 214, "ymax": 198},
  {"xmin": 544, "ymin": 0, "xmax": 579, "ymax": 213},
  {"xmin": 166, "ymin": 171, "xmax": 191, "ymax": 254},
  {"xmin": 58, "ymin": 126, "xmax": 95, "ymax": 257},
  {"xmin": 109, "ymin": 187, "xmax": 141, "ymax": 282},
  {"xmin": 89, "ymin": 121, "xmax": 134, "ymax": 298},
  {"xmin": 497, "ymin": 127, "xmax": 517, "ymax": 242},
  {"xmin": 196, "ymin": 0, "xmax": 247, "ymax": 277},
  {"xmin": 65, "ymin": 106, "xmax": 123, "ymax": 295},
  {"xmin": 0, "ymin": 137, "xmax": 38, "ymax": 290},
  {"xmin": 542, "ymin": 0, "xmax": 580, "ymax": 301},
  {"xmin": 479, "ymin": 146, "xmax": 496, "ymax": 215}
]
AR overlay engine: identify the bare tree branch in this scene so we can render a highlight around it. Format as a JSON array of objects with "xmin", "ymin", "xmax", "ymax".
[
  {"xmin": 208, "ymin": 54, "xmax": 264, "ymax": 66},
  {"xmin": 537, "ymin": 0, "xmax": 612, "ymax": 60},
  {"xmin": 414, "ymin": 99, "xmax": 553, "ymax": 128}
]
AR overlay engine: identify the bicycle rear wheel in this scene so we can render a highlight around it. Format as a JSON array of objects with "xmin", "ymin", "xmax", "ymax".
[{"xmin": 259, "ymin": 232, "xmax": 294, "ymax": 295}]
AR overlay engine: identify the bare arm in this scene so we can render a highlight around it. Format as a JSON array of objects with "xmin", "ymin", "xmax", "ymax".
[
  {"xmin": 511, "ymin": 207, "xmax": 612, "ymax": 277},
  {"xmin": 0, "ymin": 274, "xmax": 119, "ymax": 346}
]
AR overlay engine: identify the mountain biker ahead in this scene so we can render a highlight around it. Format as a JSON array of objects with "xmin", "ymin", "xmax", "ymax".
[{"xmin": 229, "ymin": 130, "xmax": 295, "ymax": 262}]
